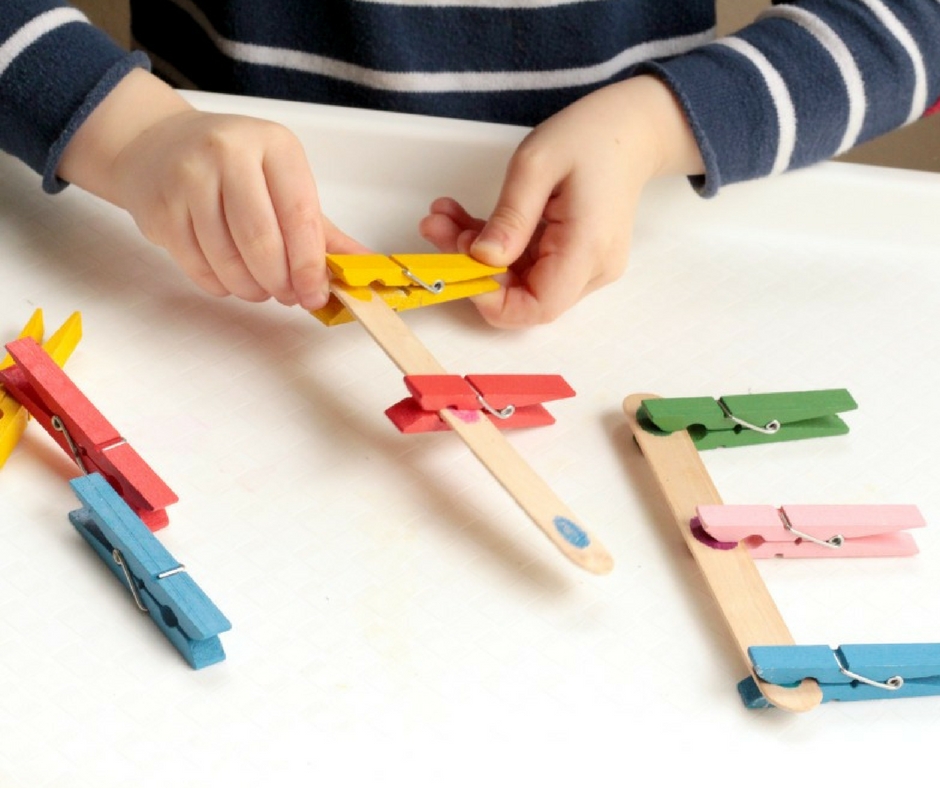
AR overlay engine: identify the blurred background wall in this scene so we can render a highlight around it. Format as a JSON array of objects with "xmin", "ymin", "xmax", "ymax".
[{"xmin": 71, "ymin": 0, "xmax": 940, "ymax": 173}]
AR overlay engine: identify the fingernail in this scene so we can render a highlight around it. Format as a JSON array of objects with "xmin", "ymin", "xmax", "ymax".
[
  {"xmin": 470, "ymin": 233, "xmax": 506, "ymax": 263},
  {"xmin": 300, "ymin": 288, "xmax": 329, "ymax": 311}
]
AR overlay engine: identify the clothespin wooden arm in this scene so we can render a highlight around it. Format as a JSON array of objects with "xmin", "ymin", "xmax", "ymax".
[
  {"xmin": 623, "ymin": 393, "xmax": 823, "ymax": 712},
  {"xmin": 313, "ymin": 254, "xmax": 507, "ymax": 326},
  {"xmin": 329, "ymin": 284, "xmax": 613, "ymax": 575},
  {"xmin": 1, "ymin": 310, "xmax": 82, "ymax": 469},
  {"xmin": 69, "ymin": 473, "xmax": 230, "ymax": 669},
  {"xmin": 1, "ymin": 336, "xmax": 177, "ymax": 529}
]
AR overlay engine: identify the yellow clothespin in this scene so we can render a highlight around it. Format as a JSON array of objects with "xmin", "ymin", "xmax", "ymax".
[
  {"xmin": 312, "ymin": 253, "xmax": 506, "ymax": 326},
  {"xmin": 0, "ymin": 309, "xmax": 82, "ymax": 468}
]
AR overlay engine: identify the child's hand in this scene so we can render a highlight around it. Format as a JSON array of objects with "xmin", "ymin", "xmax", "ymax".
[
  {"xmin": 419, "ymin": 76, "xmax": 704, "ymax": 328},
  {"xmin": 109, "ymin": 108, "xmax": 370, "ymax": 308},
  {"xmin": 58, "ymin": 69, "xmax": 368, "ymax": 309}
]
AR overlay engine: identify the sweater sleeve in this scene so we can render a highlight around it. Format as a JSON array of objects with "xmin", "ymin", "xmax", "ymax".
[
  {"xmin": 0, "ymin": 0, "xmax": 149, "ymax": 193},
  {"xmin": 640, "ymin": 0, "xmax": 940, "ymax": 196}
]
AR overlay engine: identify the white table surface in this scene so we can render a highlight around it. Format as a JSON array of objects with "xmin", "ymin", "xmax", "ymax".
[{"xmin": 2, "ymin": 91, "xmax": 940, "ymax": 785}]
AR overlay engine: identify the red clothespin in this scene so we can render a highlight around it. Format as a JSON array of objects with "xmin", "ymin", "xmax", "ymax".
[
  {"xmin": 0, "ymin": 337, "xmax": 178, "ymax": 530},
  {"xmin": 693, "ymin": 504, "xmax": 925, "ymax": 558},
  {"xmin": 2, "ymin": 310, "xmax": 82, "ymax": 469},
  {"xmin": 386, "ymin": 374, "xmax": 576, "ymax": 433}
]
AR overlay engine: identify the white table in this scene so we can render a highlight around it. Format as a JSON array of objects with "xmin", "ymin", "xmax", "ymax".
[{"xmin": 2, "ymin": 92, "xmax": 939, "ymax": 784}]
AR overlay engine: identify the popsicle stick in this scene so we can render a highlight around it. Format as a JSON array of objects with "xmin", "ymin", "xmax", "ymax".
[
  {"xmin": 330, "ymin": 283, "xmax": 614, "ymax": 575},
  {"xmin": 622, "ymin": 393, "xmax": 822, "ymax": 711}
]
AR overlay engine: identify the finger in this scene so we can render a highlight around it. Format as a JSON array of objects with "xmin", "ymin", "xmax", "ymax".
[
  {"xmin": 471, "ymin": 261, "xmax": 585, "ymax": 328},
  {"xmin": 420, "ymin": 217, "xmax": 483, "ymax": 256},
  {"xmin": 263, "ymin": 144, "xmax": 330, "ymax": 309},
  {"xmin": 470, "ymin": 142, "xmax": 563, "ymax": 268},
  {"xmin": 134, "ymin": 191, "xmax": 232, "ymax": 298},
  {"xmin": 473, "ymin": 219, "xmax": 597, "ymax": 328},
  {"xmin": 290, "ymin": 217, "xmax": 372, "ymax": 308},
  {"xmin": 419, "ymin": 197, "xmax": 483, "ymax": 252},
  {"xmin": 184, "ymin": 175, "xmax": 268, "ymax": 302},
  {"xmin": 219, "ymin": 157, "xmax": 291, "ymax": 303},
  {"xmin": 427, "ymin": 196, "xmax": 482, "ymax": 227},
  {"xmin": 163, "ymin": 212, "xmax": 231, "ymax": 299},
  {"xmin": 418, "ymin": 213, "xmax": 463, "ymax": 252}
]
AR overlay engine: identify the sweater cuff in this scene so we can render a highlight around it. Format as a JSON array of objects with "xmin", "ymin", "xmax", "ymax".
[
  {"xmin": 638, "ymin": 47, "xmax": 780, "ymax": 198},
  {"xmin": 43, "ymin": 50, "xmax": 151, "ymax": 193},
  {"xmin": 637, "ymin": 60, "xmax": 720, "ymax": 197}
]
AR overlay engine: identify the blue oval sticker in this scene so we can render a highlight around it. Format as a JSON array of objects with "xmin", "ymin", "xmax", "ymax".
[{"xmin": 554, "ymin": 516, "xmax": 590, "ymax": 549}]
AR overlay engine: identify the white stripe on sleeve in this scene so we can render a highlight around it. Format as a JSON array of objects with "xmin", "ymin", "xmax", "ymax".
[
  {"xmin": 717, "ymin": 36, "xmax": 797, "ymax": 175},
  {"xmin": 0, "ymin": 8, "xmax": 89, "ymax": 80},
  {"xmin": 168, "ymin": 0, "xmax": 714, "ymax": 92},
  {"xmin": 762, "ymin": 5, "xmax": 866, "ymax": 154},
  {"xmin": 860, "ymin": 0, "xmax": 928, "ymax": 123}
]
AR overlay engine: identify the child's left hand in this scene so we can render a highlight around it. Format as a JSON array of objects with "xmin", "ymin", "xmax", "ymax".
[{"xmin": 419, "ymin": 75, "xmax": 705, "ymax": 328}]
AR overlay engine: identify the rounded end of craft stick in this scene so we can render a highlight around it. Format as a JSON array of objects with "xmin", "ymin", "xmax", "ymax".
[
  {"xmin": 757, "ymin": 677, "xmax": 823, "ymax": 713},
  {"xmin": 587, "ymin": 549, "xmax": 615, "ymax": 575}
]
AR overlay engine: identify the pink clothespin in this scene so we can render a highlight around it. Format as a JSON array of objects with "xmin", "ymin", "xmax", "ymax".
[
  {"xmin": 693, "ymin": 504, "xmax": 925, "ymax": 558},
  {"xmin": 385, "ymin": 374, "xmax": 575, "ymax": 433},
  {"xmin": 0, "ymin": 337, "xmax": 178, "ymax": 530}
]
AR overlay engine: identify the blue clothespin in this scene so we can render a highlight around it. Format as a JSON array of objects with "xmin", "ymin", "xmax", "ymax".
[
  {"xmin": 738, "ymin": 643, "xmax": 940, "ymax": 708},
  {"xmin": 69, "ymin": 473, "xmax": 231, "ymax": 669}
]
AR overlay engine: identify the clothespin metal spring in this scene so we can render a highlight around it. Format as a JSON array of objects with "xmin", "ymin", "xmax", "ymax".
[
  {"xmin": 113, "ymin": 548, "xmax": 148, "ymax": 612},
  {"xmin": 476, "ymin": 392, "xmax": 515, "ymax": 420},
  {"xmin": 401, "ymin": 268, "xmax": 445, "ymax": 294},
  {"xmin": 112, "ymin": 546, "xmax": 188, "ymax": 615},
  {"xmin": 780, "ymin": 509, "xmax": 844, "ymax": 550},
  {"xmin": 834, "ymin": 649, "xmax": 903, "ymax": 691},
  {"xmin": 51, "ymin": 414, "xmax": 88, "ymax": 474},
  {"xmin": 52, "ymin": 412, "xmax": 132, "ymax": 480},
  {"xmin": 717, "ymin": 399, "xmax": 780, "ymax": 435}
]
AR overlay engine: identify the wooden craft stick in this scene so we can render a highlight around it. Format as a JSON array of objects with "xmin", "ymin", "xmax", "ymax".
[
  {"xmin": 622, "ymin": 393, "xmax": 822, "ymax": 711},
  {"xmin": 330, "ymin": 283, "xmax": 614, "ymax": 575}
]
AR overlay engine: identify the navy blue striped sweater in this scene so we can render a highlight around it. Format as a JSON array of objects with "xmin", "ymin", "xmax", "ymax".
[{"xmin": 3, "ymin": 0, "xmax": 940, "ymax": 196}]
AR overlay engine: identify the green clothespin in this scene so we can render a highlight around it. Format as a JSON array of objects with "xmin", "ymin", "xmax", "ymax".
[{"xmin": 638, "ymin": 389, "xmax": 858, "ymax": 449}]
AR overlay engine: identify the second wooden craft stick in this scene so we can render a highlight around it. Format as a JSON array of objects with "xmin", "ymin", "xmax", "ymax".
[
  {"xmin": 330, "ymin": 283, "xmax": 614, "ymax": 575},
  {"xmin": 622, "ymin": 393, "xmax": 822, "ymax": 711}
]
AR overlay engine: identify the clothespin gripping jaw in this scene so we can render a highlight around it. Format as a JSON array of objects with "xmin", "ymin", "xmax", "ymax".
[
  {"xmin": 0, "ymin": 336, "xmax": 177, "ymax": 529},
  {"xmin": 739, "ymin": 643, "xmax": 940, "ymax": 707},
  {"xmin": 386, "ymin": 373, "xmax": 576, "ymax": 433},
  {"xmin": 69, "ymin": 473, "xmax": 231, "ymax": 669},
  {"xmin": 312, "ymin": 253, "xmax": 508, "ymax": 326},
  {"xmin": 1, "ymin": 310, "xmax": 82, "ymax": 469},
  {"xmin": 638, "ymin": 389, "xmax": 858, "ymax": 449},
  {"xmin": 693, "ymin": 504, "xmax": 925, "ymax": 558}
]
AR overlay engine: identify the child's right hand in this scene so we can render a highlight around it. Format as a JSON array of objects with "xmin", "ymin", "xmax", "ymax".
[
  {"xmin": 419, "ymin": 76, "xmax": 705, "ymax": 328},
  {"xmin": 58, "ymin": 69, "xmax": 368, "ymax": 309}
]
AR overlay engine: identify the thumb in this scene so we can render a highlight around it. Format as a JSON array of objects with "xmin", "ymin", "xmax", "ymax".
[{"xmin": 470, "ymin": 149, "xmax": 559, "ymax": 268}]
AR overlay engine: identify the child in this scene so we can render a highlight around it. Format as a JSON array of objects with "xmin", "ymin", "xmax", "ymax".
[{"xmin": 2, "ymin": 1, "xmax": 938, "ymax": 327}]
